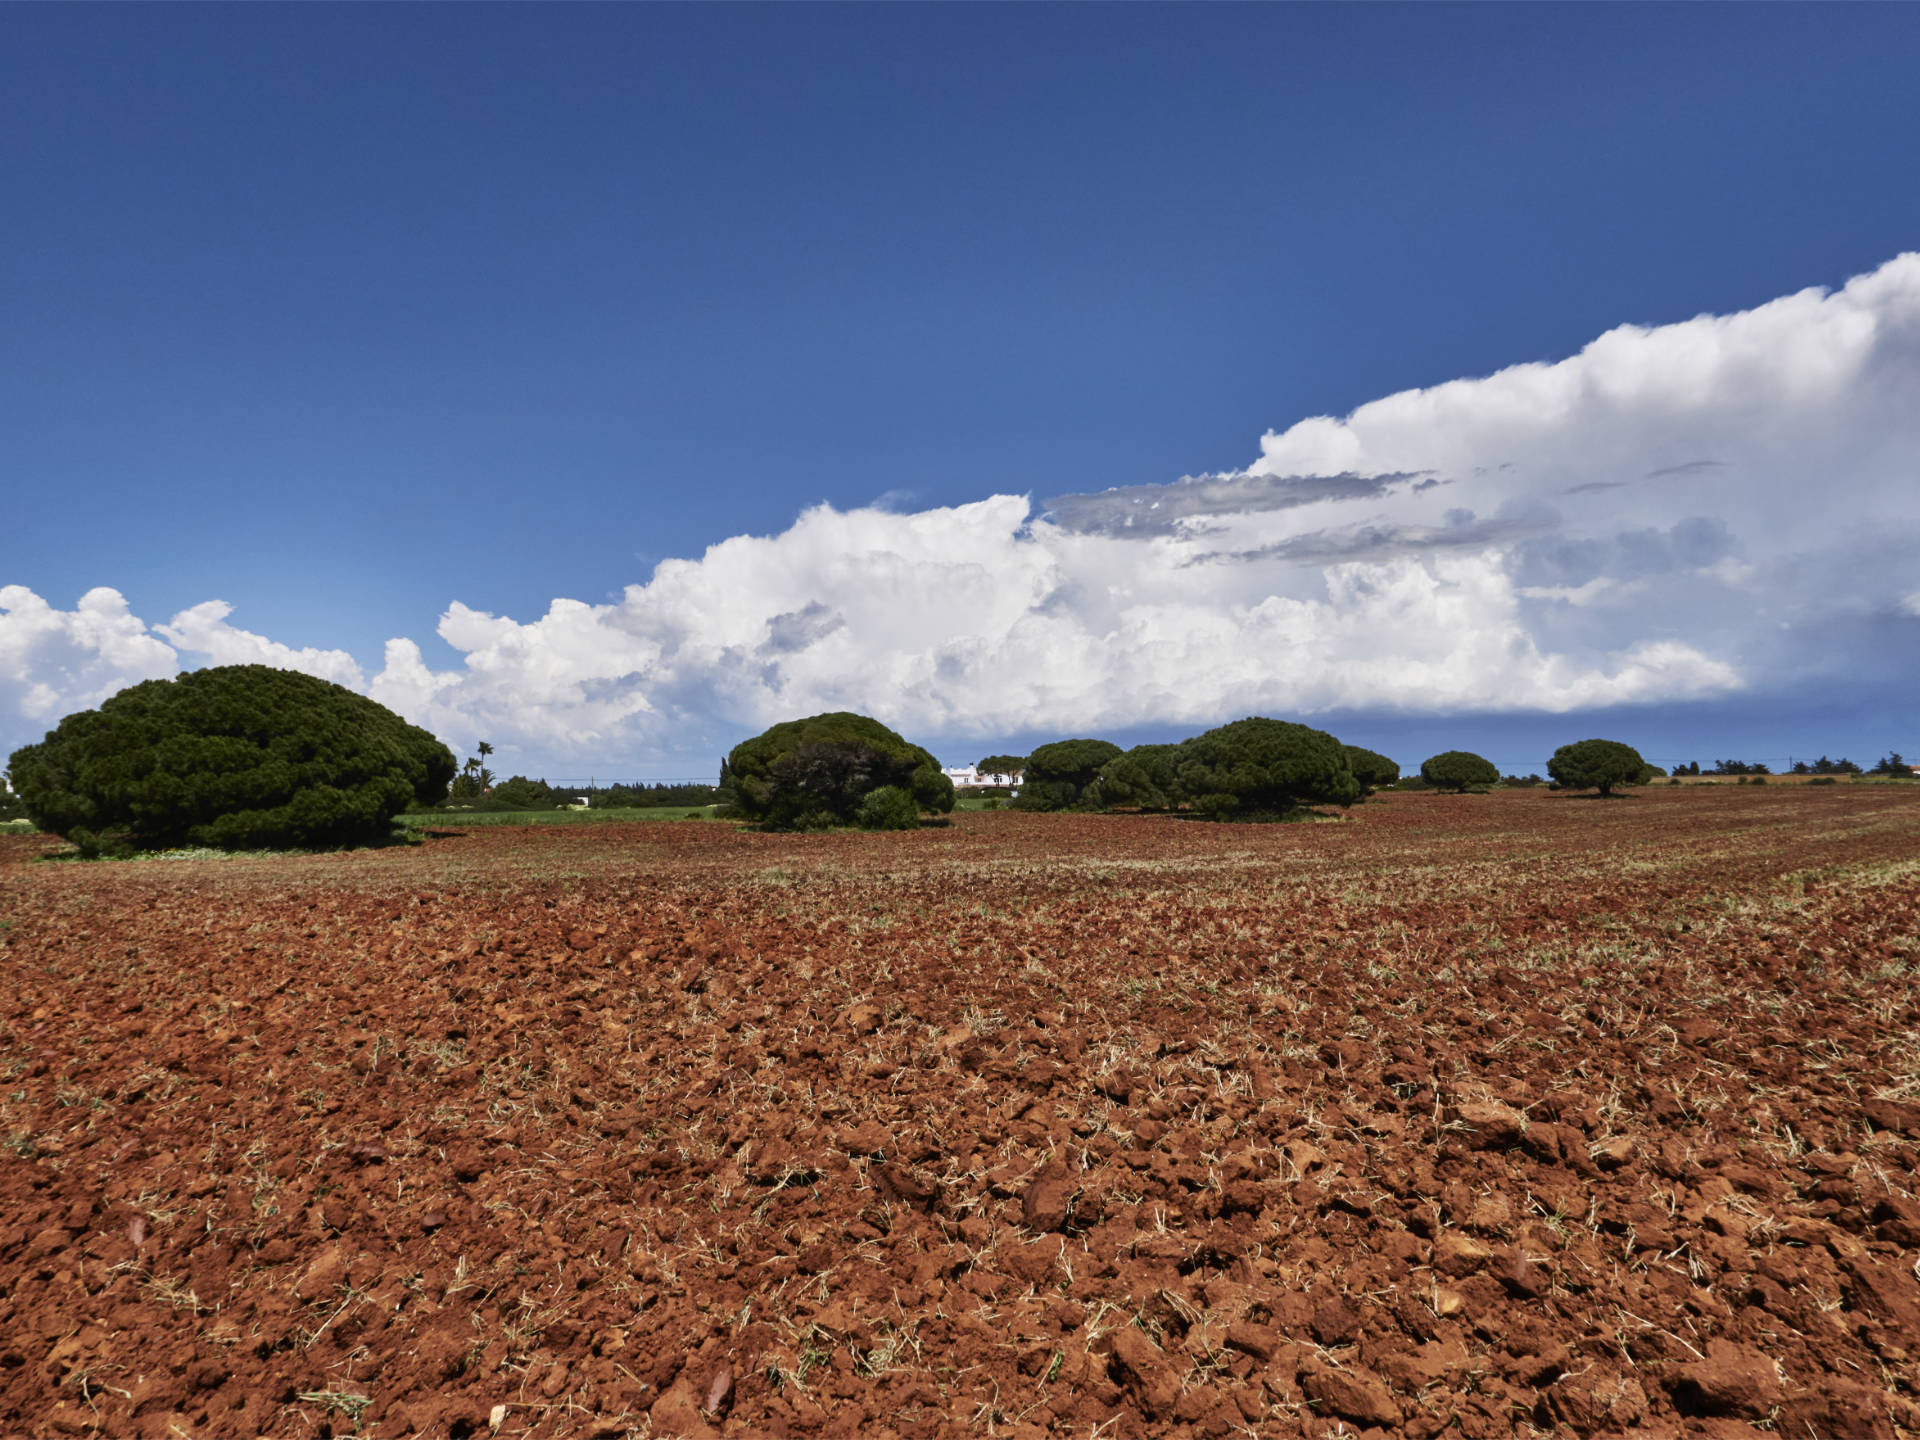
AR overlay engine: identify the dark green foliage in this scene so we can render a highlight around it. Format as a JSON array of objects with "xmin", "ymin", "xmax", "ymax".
[
  {"xmin": 1501, "ymin": 773, "xmax": 1544, "ymax": 788},
  {"xmin": 975, "ymin": 754, "xmax": 1027, "ymax": 776},
  {"xmin": 487, "ymin": 775, "xmax": 565, "ymax": 809},
  {"xmin": 1093, "ymin": 743, "xmax": 1181, "ymax": 810},
  {"xmin": 0, "ymin": 775, "xmax": 23, "ymax": 821},
  {"xmin": 722, "ymin": 712, "xmax": 953, "ymax": 830},
  {"xmin": 418, "ymin": 773, "xmax": 713, "ymax": 813},
  {"xmin": 1015, "ymin": 738, "xmax": 1123, "ymax": 811},
  {"xmin": 449, "ymin": 750, "xmax": 495, "ymax": 800},
  {"xmin": 1711, "ymin": 758, "xmax": 1771, "ymax": 776},
  {"xmin": 1419, "ymin": 750, "xmax": 1500, "ymax": 793},
  {"xmin": 1548, "ymin": 738, "xmax": 1647, "ymax": 796},
  {"xmin": 856, "ymin": 785, "xmax": 921, "ymax": 831},
  {"xmin": 7, "ymin": 664, "xmax": 455, "ymax": 854},
  {"xmin": 1808, "ymin": 756, "xmax": 1861, "ymax": 775},
  {"xmin": 599, "ymin": 781, "xmax": 721, "ymax": 807},
  {"xmin": 1341, "ymin": 745, "xmax": 1400, "ymax": 795},
  {"xmin": 1871, "ymin": 752, "xmax": 1912, "ymax": 777},
  {"xmin": 1168, "ymin": 718, "xmax": 1360, "ymax": 815}
]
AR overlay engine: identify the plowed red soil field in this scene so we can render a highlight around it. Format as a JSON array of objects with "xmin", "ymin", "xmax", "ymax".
[{"xmin": 4, "ymin": 787, "xmax": 1920, "ymax": 1440}]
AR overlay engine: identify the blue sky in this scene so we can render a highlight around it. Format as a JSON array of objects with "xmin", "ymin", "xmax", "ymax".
[{"xmin": 5, "ymin": 5, "xmax": 1919, "ymax": 778}]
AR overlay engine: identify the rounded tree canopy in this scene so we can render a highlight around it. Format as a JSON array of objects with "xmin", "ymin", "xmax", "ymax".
[
  {"xmin": 722, "ymin": 711, "xmax": 954, "ymax": 829},
  {"xmin": 7, "ymin": 664, "xmax": 456, "ymax": 854},
  {"xmin": 1341, "ymin": 745, "xmax": 1401, "ymax": 794},
  {"xmin": 975, "ymin": 754, "xmax": 1027, "ymax": 775},
  {"xmin": 1094, "ymin": 742, "xmax": 1181, "ymax": 811},
  {"xmin": 1548, "ymin": 738, "xmax": 1647, "ymax": 795},
  {"xmin": 1172, "ymin": 718, "xmax": 1360, "ymax": 814},
  {"xmin": 1017, "ymin": 738, "xmax": 1124, "ymax": 810},
  {"xmin": 1420, "ymin": 750, "xmax": 1500, "ymax": 792}
]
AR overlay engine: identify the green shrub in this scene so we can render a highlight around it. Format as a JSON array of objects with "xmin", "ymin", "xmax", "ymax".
[
  {"xmin": 488, "ymin": 775, "xmax": 564, "ymax": 809},
  {"xmin": 1341, "ymin": 745, "xmax": 1400, "ymax": 796},
  {"xmin": 1808, "ymin": 776, "xmax": 1836, "ymax": 786},
  {"xmin": 1547, "ymin": 738, "xmax": 1648, "ymax": 796},
  {"xmin": 856, "ymin": 785, "xmax": 921, "ymax": 831},
  {"xmin": 720, "ymin": 712, "xmax": 953, "ymax": 830},
  {"xmin": 1419, "ymin": 750, "xmax": 1499, "ymax": 793},
  {"xmin": 7, "ymin": 665, "xmax": 455, "ymax": 854},
  {"xmin": 1015, "ymin": 738, "xmax": 1123, "ymax": 811}
]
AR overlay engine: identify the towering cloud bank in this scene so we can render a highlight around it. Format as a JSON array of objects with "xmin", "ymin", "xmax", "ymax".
[{"xmin": 6, "ymin": 254, "xmax": 1917, "ymax": 767}]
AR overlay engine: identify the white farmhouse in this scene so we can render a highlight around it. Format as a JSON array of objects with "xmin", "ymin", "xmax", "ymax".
[{"xmin": 942, "ymin": 765, "xmax": 1023, "ymax": 790}]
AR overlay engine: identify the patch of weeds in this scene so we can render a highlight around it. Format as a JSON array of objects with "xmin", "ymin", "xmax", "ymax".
[{"xmin": 297, "ymin": 1389, "xmax": 372, "ymax": 1422}]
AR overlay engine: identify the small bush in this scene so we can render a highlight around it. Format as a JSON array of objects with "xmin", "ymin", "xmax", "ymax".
[
  {"xmin": 1809, "ymin": 776, "xmax": 1836, "ymax": 786},
  {"xmin": 856, "ymin": 786, "xmax": 921, "ymax": 831},
  {"xmin": 488, "ymin": 775, "xmax": 564, "ymax": 810}
]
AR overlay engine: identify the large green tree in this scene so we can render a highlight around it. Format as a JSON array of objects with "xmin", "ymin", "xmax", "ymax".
[
  {"xmin": 975, "ymin": 754, "xmax": 1027, "ymax": 777},
  {"xmin": 1093, "ymin": 743, "xmax": 1182, "ymax": 810},
  {"xmin": 7, "ymin": 665, "xmax": 455, "ymax": 854},
  {"xmin": 1015, "ymin": 739, "xmax": 1123, "ymax": 810},
  {"xmin": 1168, "ymin": 717, "xmax": 1359, "ymax": 817},
  {"xmin": 721, "ymin": 712, "xmax": 954, "ymax": 830},
  {"xmin": 1420, "ymin": 750, "xmax": 1500, "ymax": 793},
  {"xmin": 1341, "ymin": 745, "xmax": 1401, "ymax": 796},
  {"xmin": 1548, "ymin": 738, "xmax": 1647, "ymax": 796}
]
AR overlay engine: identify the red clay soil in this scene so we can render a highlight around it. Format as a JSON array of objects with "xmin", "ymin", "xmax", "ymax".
[{"xmin": 2, "ymin": 786, "xmax": 1918, "ymax": 1440}]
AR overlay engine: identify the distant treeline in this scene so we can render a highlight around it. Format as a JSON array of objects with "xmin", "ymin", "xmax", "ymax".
[
  {"xmin": 1667, "ymin": 754, "xmax": 1908, "ymax": 777},
  {"xmin": 427, "ymin": 776, "xmax": 722, "ymax": 811}
]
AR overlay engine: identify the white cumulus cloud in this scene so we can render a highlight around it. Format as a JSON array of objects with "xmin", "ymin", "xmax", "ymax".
[
  {"xmin": 5, "ymin": 253, "xmax": 1917, "ymax": 771},
  {"xmin": 155, "ymin": 601, "xmax": 365, "ymax": 689},
  {"xmin": 0, "ymin": 586, "xmax": 177, "ymax": 731}
]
